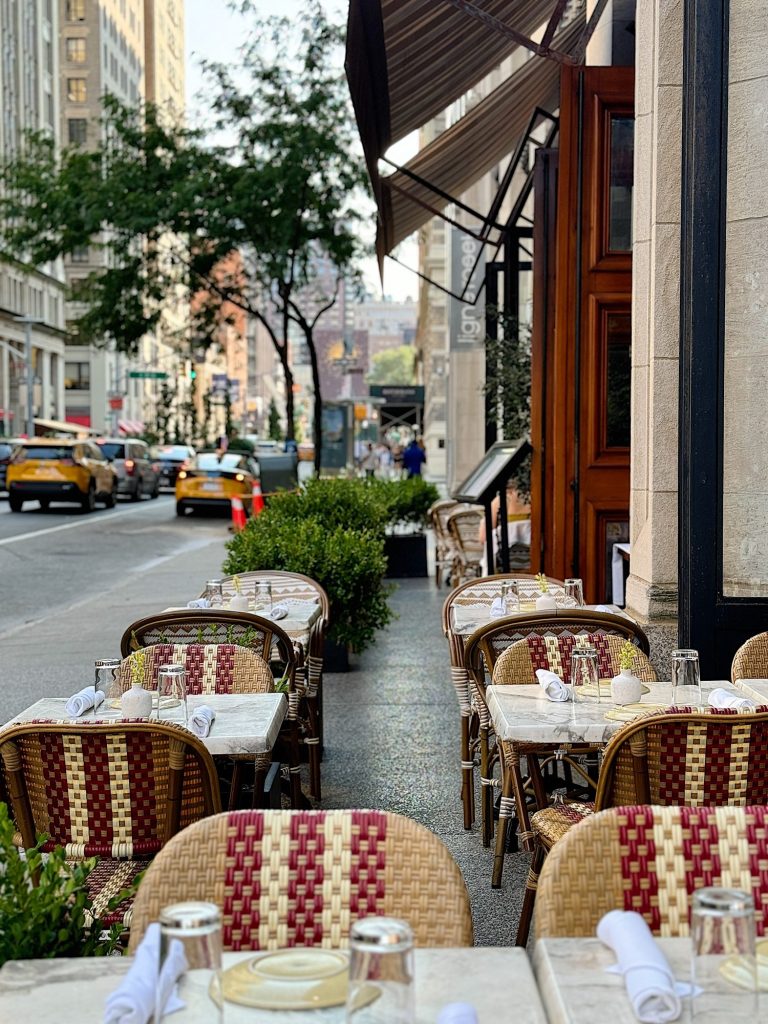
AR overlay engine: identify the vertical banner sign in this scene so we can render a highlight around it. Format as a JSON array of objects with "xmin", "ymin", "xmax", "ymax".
[{"xmin": 450, "ymin": 227, "xmax": 486, "ymax": 350}]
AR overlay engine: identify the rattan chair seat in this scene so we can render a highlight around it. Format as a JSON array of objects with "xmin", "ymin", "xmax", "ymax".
[
  {"xmin": 85, "ymin": 856, "xmax": 153, "ymax": 927},
  {"xmin": 530, "ymin": 801, "xmax": 595, "ymax": 848}
]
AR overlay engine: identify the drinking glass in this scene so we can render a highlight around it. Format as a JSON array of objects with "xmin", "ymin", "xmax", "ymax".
[
  {"xmin": 501, "ymin": 580, "xmax": 520, "ymax": 614},
  {"xmin": 255, "ymin": 581, "xmax": 273, "ymax": 615},
  {"xmin": 157, "ymin": 664, "xmax": 187, "ymax": 725},
  {"xmin": 671, "ymin": 648, "xmax": 702, "ymax": 707},
  {"xmin": 570, "ymin": 646, "xmax": 601, "ymax": 702},
  {"xmin": 156, "ymin": 902, "xmax": 222, "ymax": 1023},
  {"xmin": 691, "ymin": 887, "xmax": 757, "ymax": 1020},
  {"xmin": 204, "ymin": 580, "xmax": 224, "ymax": 608},
  {"xmin": 346, "ymin": 917, "xmax": 415, "ymax": 1024},
  {"xmin": 94, "ymin": 658, "xmax": 121, "ymax": 715},
  {"xmin": 564, "ymin": 578, "xmax": 585, "ymax": 608}
]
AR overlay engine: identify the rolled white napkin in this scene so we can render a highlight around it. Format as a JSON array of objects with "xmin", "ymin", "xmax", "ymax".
[
  {"xmin": 708, "ymin": 687, "xmax": 756, "ymax": 711},
  {"xmin": 268, "ymin": 603, "xmax": 288, "ymax": 620},
  {"xmin": 536, "ymin": 668, "xmax": 570, "ymax": 702},
  {"xmin": 66, "ymin": 687, "xmax": 105, "ymax": 717},
  {"xmin": 189, "ymin": 704, "xmax": 216, "ymax": 738},
  {"xmin": 104, "ymin": 922, "xmax": 187, "ymax": 1024},
  {"xmin": 186, "ymin": 598, "xmax": 211, "ymax": 608},
  {"xmin": 598, "ymin": 910, "xmax": 682, "ymax": 1023},
  {"xmin": 489, "ymin": 596, "xmax": 506, "ymax": 619}
]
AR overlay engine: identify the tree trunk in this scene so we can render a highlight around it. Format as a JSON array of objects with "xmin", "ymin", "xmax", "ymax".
[
  {"xmin": 280, "ymin": 348, "xmax": 296, "ymax": 442},
  {"xmin": 305, "ymin": 327, "xmax": 323, "ymax": 475}
]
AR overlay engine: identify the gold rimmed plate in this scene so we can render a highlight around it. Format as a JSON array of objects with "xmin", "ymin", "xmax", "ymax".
[{"xmin": 604, "ymin": 702, "xmax": 668, "ymax": 722}]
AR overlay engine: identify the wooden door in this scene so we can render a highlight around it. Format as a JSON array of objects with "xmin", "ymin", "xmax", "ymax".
[{"xmin": 531, "ymin": 65, "xmax": 635, "ymax": 603}]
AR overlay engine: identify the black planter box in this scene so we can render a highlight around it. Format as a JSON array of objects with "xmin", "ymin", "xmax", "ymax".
[
  {"xmin": 323, "ymin": 637, "xmax": 350, "ymax": 673},
  {"xmin": 384, "ymin": 533, "xmax": 428, "ymax": 578}
]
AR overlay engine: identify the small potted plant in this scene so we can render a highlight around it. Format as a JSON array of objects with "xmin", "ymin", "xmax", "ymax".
[
  {"xmin": 228, "ymin": 574, "xmax": 249, "ymax": 611},
  {"xmin": 611, "ymin": 640, "xmax": 643, "ymax": 705},
  {"xmin": 535, "ymin": 573, "xmax": 557, "ymax": 611},
  {"xmin": 121, "ymin": 647, "xmax": 153, "ymax": 718}
]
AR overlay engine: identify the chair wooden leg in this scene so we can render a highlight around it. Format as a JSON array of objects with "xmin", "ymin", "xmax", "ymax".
[
  {"xmin": 516, "ymin": 845, "xmax": 545, "ymax": 947},
  {"xmin": 480, "ymin": 726, "xmax": 494, "ymax": 847},
  {"xmin": 252, "ymin": 764, "xmax": 267, "ymax": 808},
  {"xmin": 229, "ymin": 761, "xmax": 244, "ymax": 810},
  {"xmin": 289, "ymin": 721, "xmax": 302, "ymax": 807},
  {"xmin": 460, "ymin": 715, "xmax": 473, "ymax": 830},
  {"xmin": 307, "ymin": 695, "xmax": 321, "ymax": 800},
  {"xmin": 492, "ymin": 767, "xmax": 515, "ymax": 888}
]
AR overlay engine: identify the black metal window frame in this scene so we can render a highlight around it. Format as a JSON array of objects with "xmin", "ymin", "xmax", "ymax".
[{"xmin": 679, "ymin": 0, "xmax": 765, "ymax": 676}]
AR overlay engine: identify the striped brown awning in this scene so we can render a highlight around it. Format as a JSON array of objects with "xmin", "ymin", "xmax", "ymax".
[
  {"xmin": 376, "ymin": 16, "xmax": 582, "ymax": 256},
  {"xmin": 346, "ymin": 0, "xmax": 560, "ymax": 188}
]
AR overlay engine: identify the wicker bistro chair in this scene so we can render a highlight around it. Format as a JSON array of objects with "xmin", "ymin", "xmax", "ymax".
[
  {"xmin": 462, "ymin": 607, "xmax": 648, "ymax": 847},
  {"xmin": 429, "ymin": 499, "xmax": 463, "ymax": 588},
  {"xmin": 129, "ymin": 809, "xmax": 474, "ymax": 953},
  {"xmin": 215, "ymin": 571, "xmax": 330, "ymax": 800},
  {"xmin": 0, "ymin": 720, "xmax": 221, "ymax": 934},
  {"xmin": 731, "ymin": 631, "xmax": 768, "ymax": 682},
  {"xmin": 119, "ymin": 644, "xmax": 275, "ymax": 810},
  {"xmin": 446, "ymin": 507, "xmax": 485, "ymax": 584},
  {"xmin": 520, "ymin": 704, "xmax": 768, "ymax": 946},
  {"xmin": 489, "ymin": 632, "xmax": 657, "ymax": 889},
  {"xmin": 536, "ymin": 805, "xmax": 768, "ymax": 938},
  {"xmin": 442, "ymin": 573, "xmax": 567, "ymax": 832},
  {"xmin": 120, "ymin": 611, "xmax": 304, "ymax": 807}
]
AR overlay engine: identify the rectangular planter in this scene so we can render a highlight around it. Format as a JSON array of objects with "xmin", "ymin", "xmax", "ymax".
[
  {"xmin": 384, "ymin": 533, "xmax": 428, "ymax": 578},
  {"xmin": 323, "ymin": 637, "xmax": 350, "ymax": 673}
]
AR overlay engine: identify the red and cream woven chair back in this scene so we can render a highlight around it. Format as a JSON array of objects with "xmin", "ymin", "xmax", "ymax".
[
  {"xmin": 492, "ymin": 631, "xmax": 657, "ymax": 687},
  {"xmin": 129, "ymin": 809, "xmax": 473, "ymax": 952},
  {"xmin": 118, "ymin": 643, "xmax": 274, "ymax": 696},
  {"xmin": 0, "ymin": 720, "xmax": 221, "ymax": 858},
  {"xmin": 595, "ymin": 705, "xmax": 768, "ymax": 809},
  {"xmin": 731, "ymin": 632, "xmax": 768, "ymax": 682},
  {"xmin": 537, "ymin": 805, "xmax": 768, "ymax": 938}
]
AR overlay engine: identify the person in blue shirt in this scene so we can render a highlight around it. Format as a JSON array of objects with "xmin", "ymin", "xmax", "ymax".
[{"xmin": 402, "ymin": 437, "xmax": 426, "ymax": 478}]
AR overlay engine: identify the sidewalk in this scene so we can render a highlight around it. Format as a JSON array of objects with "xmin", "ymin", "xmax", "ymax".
[{"xmin": 320, "ymin": 577, "xmax": 528, "ymax": 945}]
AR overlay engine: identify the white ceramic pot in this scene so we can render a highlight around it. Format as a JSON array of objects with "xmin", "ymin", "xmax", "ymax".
[
  {"xmin": 535, "ymin": 593, "xmax": 558, "ymax": 612},
  {"xmin": 228, "ymin": 595, "xmax": 250, "ymax": 612},
  {"xmin": 121, "ymin": 683, "xmax": 153, "ymax": 719},
  {"xmin": 611, "ymin": 670, "xmax": 643, "ymax": 706}
]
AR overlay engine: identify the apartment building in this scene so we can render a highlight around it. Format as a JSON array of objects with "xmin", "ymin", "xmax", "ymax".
[{"xmin": 0, "ymin": 0, "xmax": 67, "ymax": 437}]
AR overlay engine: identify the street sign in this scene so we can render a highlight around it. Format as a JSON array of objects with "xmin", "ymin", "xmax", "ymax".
[
  {"xmin": 128, "ymin": 371, "xmax": 167, "ymax": 379},
  {"xmin": 109, "ymin": 396, "xmax": 123, "ymax": 410}
]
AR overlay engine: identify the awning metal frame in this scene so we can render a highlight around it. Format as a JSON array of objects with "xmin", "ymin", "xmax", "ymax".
[{"xmin": 384, "ymin": 107, "xmax": 559, "ymax": 305}]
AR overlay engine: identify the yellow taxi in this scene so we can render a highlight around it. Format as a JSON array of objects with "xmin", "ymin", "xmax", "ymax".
[
  {"xmin": 175, "ymin": 450, "xmax": 257, "ymax": 516},
  {"xmin": 7, "ymin": 438, "xmax": 118, "ymax": 513}
]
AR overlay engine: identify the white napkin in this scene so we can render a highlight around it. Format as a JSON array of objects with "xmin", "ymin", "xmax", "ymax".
[
  {"xmin": 489, "ymin": 596, "xmax": 506, "ymax": 619},
  {"xmin": 708, "ymin": 687, "xmax": 756, "ymax": 711},
  {"xmin": 189, "ymin": 704, "xmax": 216, "ymax": 738},
  {"xmin": 598, "ymin": 910, "xmax": 682, "ymax": 1023},
  {"xmin": 536, "ymin": 668, "xmax": 570, "ymax": 702},
  {"xmin": 104, "ymin": 922, "xmax": 187, "ymax": 1024},
  {"xmin": 66, "ymin": 687, "xmax": 105, "ymax": 717},
  {"xmin": 186, "ymin": 598, "xmax": 211, "ymax": 608},
  {"xmin": 268, "ymin": 603, "xmax": 289, "ymax": 620}
]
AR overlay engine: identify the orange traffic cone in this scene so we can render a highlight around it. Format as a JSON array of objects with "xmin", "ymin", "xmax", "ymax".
[
  {"xmin": 230, "ymin": 495, "xmax": 247, "ymax": 532},
  {"xmin": 251, "ymin": 479, "xmax": 265, "ymax": 515}
]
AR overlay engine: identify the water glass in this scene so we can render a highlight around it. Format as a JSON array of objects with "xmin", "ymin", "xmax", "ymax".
[
  {"xmin": 691, "ymin": 887, "xmax": 757, "ymax": 1020},
  {"xmin": 156, "ymin": 902, "xmax": 222, "ymax": 1023},
  {"xmin": 204, "ymin": 579, "xmax": 224, "ymax": 608},
  {"xmin": 501, "ymin": 581, "xmax": 520, "ymax": 614},
  {"xmin": 94, "ymin": 658, "xmax": 121, "ymax": 714},
  {"xmin": 346, "ymin": 917, "xmax": 415, "ymax": 1024},
  {"xmin": 671, "ymin": 648, "xmax": 702, "ymax": 707},
  {"xmin": 563, "ymin": 578, "xmax": 585, "ymax": 608},
  {"xmin": 157, "ymin": 664, "xmax": 187, "ymax": 725},
  {"xmin": 255, "ymin": 581, "xmax": 273, "ymax": 614},
  {"xmin": 570, "ymin": 646, "xmax": 601, "ymax": 702}
]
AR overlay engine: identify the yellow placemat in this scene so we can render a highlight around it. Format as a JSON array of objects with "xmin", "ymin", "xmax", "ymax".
[{"xmin": 604, "ymin": 702, "xmax": 668, "ymax": 722}]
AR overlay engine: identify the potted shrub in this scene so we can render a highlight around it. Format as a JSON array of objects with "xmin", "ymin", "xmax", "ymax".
[
  {"xmin": 369, "ymin": 477, "xmax": 440, "ymax": 578},
  {"xmin": 0, "ymin": 802, "xmax": 126, "ymax": 965}
]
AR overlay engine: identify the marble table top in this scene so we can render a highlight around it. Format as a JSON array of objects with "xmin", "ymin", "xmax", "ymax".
[
  {"xmin": 534, "ymin": 936, "xmax": 750, "ymax": 1023},
  {"xmin": 733, "ymin": 678, "xmax": 768, "ymax": 703},
  {"xmin": 486, "ymin": 679, "xmax": 733, "ymax": 745},
  {"xmin": 452, "ymin": 603, "xmax": 627, "ymax": 639},
  {"xmin": 0, "ymin": 947, "xmax": 547, "ymax": 1023},
  {"xmin": 2, "ymin": 692, "xmax": 287, "ymax": 756}
]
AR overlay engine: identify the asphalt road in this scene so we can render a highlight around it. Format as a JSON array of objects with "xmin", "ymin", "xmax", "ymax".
[{"xmin": 0, "ymin": 493, "xmax": 229, "ymax": 723}]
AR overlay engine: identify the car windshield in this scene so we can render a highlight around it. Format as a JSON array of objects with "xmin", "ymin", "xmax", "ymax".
[
  {"xmin": 20, "ymin": 445, "xmax": 74, "ymax": 460},
  {"xmin": 98, "ymin": 443, "xmax": 125, "ymax": 460},
  {"xmin": 196, "ymin": 453, "xmax": 243, "ymax": 472},
  {"xmin": 153, "ymin": 446, "xmax": 191, "ymax": 461}
]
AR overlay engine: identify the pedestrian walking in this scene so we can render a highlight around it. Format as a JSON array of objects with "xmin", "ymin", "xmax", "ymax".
[
  {"xmin": 360, "ymin": 443, "xmax": 378, "ymax": 479},
  {"xmin": 402, "ymin": 437, "xmax": 426, "ymax": 478}
]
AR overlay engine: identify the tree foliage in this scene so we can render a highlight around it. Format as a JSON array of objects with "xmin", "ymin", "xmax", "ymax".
[
  {"xmin": 483, "ymin": 311, "xmax": 532, "ymax": 499},
  {"xmin": 366, "ymin": 345, "xmax": 416, "ymax": 386},
  {"xmin": 0, "ymin": 0, "xmax": 368, "ymax": 471}
]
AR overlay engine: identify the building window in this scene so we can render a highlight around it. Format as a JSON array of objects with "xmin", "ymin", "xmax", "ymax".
[
  {"xmin": 71, "ymin": 245, "xmax": 89, "ymax": 263},
  {"xmin": 66, "ymin": 0, "xmax": 86, "ymax": 20},
  {"xmin": 66, "ymin": 38, "xmax": 87, "ymax": 63},
  {"xmin": 67, "ymin": 77, "xmax": 86, "ymax": 103},
  {"xmin": 68, "ymin": 118, "xmax": 87, "ymax": 144},
  {"xmin": 64, "ymin": 362, "xmax": 90, "ymax": 390}
]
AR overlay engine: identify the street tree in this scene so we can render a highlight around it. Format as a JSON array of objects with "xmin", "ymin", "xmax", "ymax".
[
  {"xmin": 367, "ymin": 345, "xmax": 417, "ymax": 386},
  {"xmin": 0, "ymin": 0, "xmax": 368, "ymax": 472},
  {"xmin": 267, "ymin": 397, "xmax": 282, "ymax": 442}
]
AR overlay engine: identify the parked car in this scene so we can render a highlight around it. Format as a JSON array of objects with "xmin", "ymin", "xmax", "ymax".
[
  {"xmin": 150, "ymin": 444, "xmax": 196, "ymax": 491},
  {"xmin": 175, "ymin": 450, "xmax": 258, "ymax": 517},
  {"xmin": 96, "ymin": 437, "xmax": 160, "ymax": 501},
  {"xmin": 0, "ymin": 439, "xmax": 21, "ymax": 491},
  {"xmin": 7, "ymin": 439, "xmax": 117, "ymax": 512}
]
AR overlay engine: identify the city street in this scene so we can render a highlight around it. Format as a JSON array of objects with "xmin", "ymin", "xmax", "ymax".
[{"xmin": 0, "ymin": 494, "xmax": 228, "ymax": 723}]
